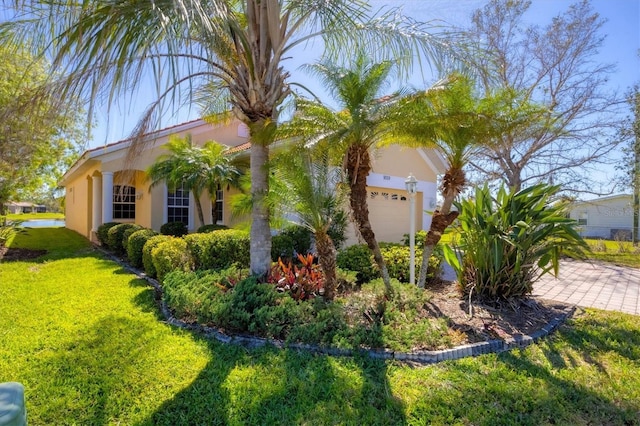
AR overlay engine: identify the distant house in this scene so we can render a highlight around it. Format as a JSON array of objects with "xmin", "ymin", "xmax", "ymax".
[
  {"xmin": 567, "ymin": 194, "xmax": 635, "ymax": 240},
  {"xmin": 4, "ymin": 202, "xmax": 47, "ymax": 214},
  {"xmin": 60, "ymin": 118, "xmax": 447, "ymax": 244}
]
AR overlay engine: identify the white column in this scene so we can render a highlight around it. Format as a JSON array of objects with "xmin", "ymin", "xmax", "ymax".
[
  {"xmin": 102, "ymin": 171, "xmax": 114, "ymax": 223},
  {"xmin": 91, "ymin": 174, "xmax": 102, "ymax": 232}
]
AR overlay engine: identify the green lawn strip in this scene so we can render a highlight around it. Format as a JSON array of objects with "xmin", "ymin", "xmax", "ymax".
[
  {"xmin": 1, "ymin": 228, "xmax": 639, "ymax": 425},
  {"xmin": 584, "ymin": 238, "xmax": 640, "ymax": 268}
]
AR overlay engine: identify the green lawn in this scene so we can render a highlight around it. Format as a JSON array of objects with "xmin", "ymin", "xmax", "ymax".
[
  {"xmin": 584, "ymin": 238, "xmax": 640, "ymax": 268},
  {"xmin": 1, "ymin": 228, "xmax": 639, "ymax": 425}
]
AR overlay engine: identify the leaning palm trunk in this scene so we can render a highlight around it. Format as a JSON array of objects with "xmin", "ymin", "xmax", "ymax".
[
  {"xmin": 194, "ymin": 193, "xmax": 205, "ymax": 227},
  {"xmin": 315, "ymin": 231, "xmax": 338, "ymax": 301},
  {"xmin": 346, "ymin": 144, "xmax": 392, "ymax": 293},
  {"xmin": 417, "ymin": 167, "xmax": 465, "ymax": 288}
]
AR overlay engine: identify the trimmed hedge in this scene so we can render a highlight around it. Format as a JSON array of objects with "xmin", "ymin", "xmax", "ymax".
[
  {"xmin": 121, "ymin": 224, "xmax": 143, "ymax": 253},
  {"xmin": 97, "ymin": 222, "xmax": 119, "ymax": 247},
  {"xmin": 160, "ymin": 221, "xmax": 188, "ymax": 237},
  {"xmin": 127, "ymin": 229, "xmax": 159, "ymax": 268},
  {"xmin": 151, "ymin": 237, "xmax": 194, "ymax": 282},
  {"xmin": 271, "ymin": 225, "xmax": 312, "ymax": 262},
  {"xmin": 197, "ymin": 224, "xmax": 229, "ymax": 233},
  {"xmin": 184, "ymin": 229, "xmax": 249, "ymax": 271},
  {"xmin": 142, "ymin": 235, "xmax": 173, "ymax": 278},
  {"xmin": 107, "ymin": 223, "xmax": 140, "ymax": 254},
  {"xmin": 271, "ymin": 233, "xmax": 295, "ymax": 261},
  {"xmin": 336, "ymin": 244, "xmax": 379, "ymax": 284},
  {"xmin": 337, "ymin": 243, "xmax": 442, "ymax": 284}
]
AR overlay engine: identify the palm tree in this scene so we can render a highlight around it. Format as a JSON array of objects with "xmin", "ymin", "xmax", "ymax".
[
  {"xmin": 3, "ymin": 0, "xmax": 458, "ymax": 276},
  {"xmin": 146, "ymin": 135, "xmax": 240, "ymax": 227},
  {"xmin": 272, "ymin": 145, "xmax": 344, "ymax": 301},
  {"xmin": 278, "ymin": 53, "xmax": 411, "ymax": 294},
  {"xmin": 388, "ymin": 73, "xmax": 526, "ymax": 287}
]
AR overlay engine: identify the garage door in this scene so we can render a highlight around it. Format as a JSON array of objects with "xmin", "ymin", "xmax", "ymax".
[{"xmin": 366, "ymin": 186, "xmax": 423, "ymax": 244}]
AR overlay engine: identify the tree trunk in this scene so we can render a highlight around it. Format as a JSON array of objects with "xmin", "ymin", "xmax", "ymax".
[
  {"xmin": 315, "ymin": 231, "xmax": 337, "ymax": 301},
  {"xmin": 346, "ymin": 144, "xmax": 392, "ymax": 294},
  {"xmin": 249, "ymin": 141, "xmax": 272, "ymax": 277},
  {"xmin": 194, "ymin": 192, "xmax": 205, "ymax": 228},
  {"xmin": 417, "ymin": 167, "xmax": 464, "ymax": 288}
]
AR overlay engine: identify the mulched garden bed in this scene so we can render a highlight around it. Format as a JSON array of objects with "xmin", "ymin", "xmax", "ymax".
[
  {"xmin": 425, "ymin": 279, "xmax": 573, "ymax": 344},
  {"xmin": 0, "ymin": 246, "xmax": 47, "ymax": 262}
]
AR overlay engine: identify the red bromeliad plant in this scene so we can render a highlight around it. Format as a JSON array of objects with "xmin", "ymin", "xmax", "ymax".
[{"xmin": 267, "ymin": 254, "xmax": 325, "ymax": 301}]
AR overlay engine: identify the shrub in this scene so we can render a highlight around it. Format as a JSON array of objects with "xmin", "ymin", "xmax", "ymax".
[
  {"xmin": 122, "ymin": 224, "xmax": 144, "ymax": 251},
  {"xmin": 0, "ymin": 220, "xmax": 24, "ymax": 247},
  {"xmin": 142, "ymin": 235, "xmax": 172, "ymax": 278},
  {"xmin": 107, "ymin": 223, "xmax": 140, "ymax": 254},
  {"xmin": 97, "ymin": 222, "xmax": 119, "ymax": 247},
  {"xmin": 151, "ymin": 237, "xmax": 194, "ymax": 282},
  {"xmin": 197, "ymin": 224, "xmax": 229, "ymax": 233},
  {"xmin": 271, "ymin": 233, "xmax": 296, "ymax": 262},
  {"xmin": 281, "ymin": 225, "xmax": 312, "ymax": 255},
  {"xmin": 446, "ymin": 184, "xmax": 588, "ymax": 301},
  {"xmin": 336, "ymin": 244, "xmax": 379, "ymax": 284},
  {"xmin": 266, "ymin": 254, "xmax": 325, "ymax": 301},
  {"xmin": 160, "ymin": 221, "xmax": 188, "ymax": 237},
  {"xmin": 380, "ymin": 244, "xmax": 441, "ymax": 283},
  {"xmin": 184, "ymin": 229, "xmax": 250, "ymax": 271},
  {"xmin": 127, "ymin": 229, "xmax": 158, "ymax": 268}
]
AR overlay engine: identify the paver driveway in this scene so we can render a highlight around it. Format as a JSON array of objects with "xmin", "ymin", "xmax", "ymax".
[{"xmin": 534, "ymin": 259, "xmax": 640, "ymax": 315}]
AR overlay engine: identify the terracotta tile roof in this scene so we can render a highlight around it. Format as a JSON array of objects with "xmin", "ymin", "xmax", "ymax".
[{"xmin": 227, "ymin": 142, "xmax": 251, "ymax": 154}]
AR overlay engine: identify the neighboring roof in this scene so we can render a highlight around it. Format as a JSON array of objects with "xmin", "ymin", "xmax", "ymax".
[
  {"xmin": 571, "ymin": 194, "xmax": 632, "ymax": 206},
  {"xmin": 5, "ymin": 201, "xmax": 35, "ymax": 207}
]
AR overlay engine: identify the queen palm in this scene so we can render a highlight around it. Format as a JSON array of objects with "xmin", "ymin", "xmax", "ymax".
[
  {"xmin": 389, "ymin": 73, "xmax": 534, "ymax": 287},
  {"xmin": 279, "ymin": 54, "xmax": 410, "ymax": 293},
  {"xmin": 3, "ymin": 0, "xmax": 458, "ymax": 276},
  {"xmin": 272, "ymin": 145, "xmax": 344, "ymax": 301},
  {"xmin": 146, "ymin": 135, "xmax": 241, "ymax": 227}
]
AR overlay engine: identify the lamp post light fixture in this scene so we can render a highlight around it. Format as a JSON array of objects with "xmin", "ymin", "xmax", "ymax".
[{"xmin": 405, "ymin": 173, "xmax": 418, "ymax": 285}]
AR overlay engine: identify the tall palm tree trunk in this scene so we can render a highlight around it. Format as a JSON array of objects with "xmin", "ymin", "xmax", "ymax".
[
  {"xmin": 315, "ymin": 231, "xmax": 338, "ymax": 301},
  {"xmin": 346, "ymin": 144, "xmax": 392, "ymax": 293},
  {"xmin": 417, "ymin": 167, "xmax": 465, "ymax": 287},
  {"xmin": 249, "ymin": 141, "xmax": 272, "ymax": 277}
]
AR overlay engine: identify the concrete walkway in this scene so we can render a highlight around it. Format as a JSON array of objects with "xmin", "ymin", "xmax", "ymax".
[{"xmin": 534, "ymin": 259, "xmax": 640, "ymax": 316}]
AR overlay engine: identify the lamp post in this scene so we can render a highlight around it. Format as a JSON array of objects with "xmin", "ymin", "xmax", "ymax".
[{"xmin": 405, "ymin": 173, "xmax": 418, "ymax": 285}]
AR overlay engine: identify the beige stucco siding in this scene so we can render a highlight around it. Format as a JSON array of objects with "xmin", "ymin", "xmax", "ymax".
[
  {"xmin": 371, "ymin": 145, "xmax": 438, "ymax": 183},
  {"xmin": 64, "ymin": 163, "xmax": 101, "ymax": 239}
]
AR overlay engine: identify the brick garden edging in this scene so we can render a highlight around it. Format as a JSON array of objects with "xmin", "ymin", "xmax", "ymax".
[{"xmin": 100, "ymin": 246, "xmax": 575, "ymax": 365}]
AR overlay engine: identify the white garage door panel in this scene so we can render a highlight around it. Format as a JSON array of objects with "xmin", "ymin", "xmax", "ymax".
[{"xmin": 367, "ymin": 187, "xmax": 423, "ymax": 244}]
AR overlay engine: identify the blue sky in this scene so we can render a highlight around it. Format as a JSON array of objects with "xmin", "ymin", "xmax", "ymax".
[{"xmin": 90, "ymin": 0, "xmax": 640, "ymax": 154}]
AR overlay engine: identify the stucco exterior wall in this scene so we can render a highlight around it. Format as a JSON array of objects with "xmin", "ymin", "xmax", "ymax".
[{"xmin": 64, "ymin": 163, "xmax": 101, "ymax": 239}]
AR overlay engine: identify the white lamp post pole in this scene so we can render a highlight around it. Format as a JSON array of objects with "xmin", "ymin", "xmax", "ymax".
[{"xmin": 405, "ymin": 173, "xmax": 418, "ymax": 285}]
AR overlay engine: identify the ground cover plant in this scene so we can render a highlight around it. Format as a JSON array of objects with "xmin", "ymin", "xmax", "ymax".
[{"xmin": 1, "ymin": 228, "xmax": 639, "ymax": 425}]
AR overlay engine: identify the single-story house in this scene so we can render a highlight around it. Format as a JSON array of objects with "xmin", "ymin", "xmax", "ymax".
[
  {"xmin": 567, "ymin": 194, "xmax": 635, "ymax": 240},
  {"xmin": 60, "ymin": 118, "xmax": 447, "ymax": 245},
  {"xmin": 4, "ymin": 202, "xmax": 47, "ymax": 214}
]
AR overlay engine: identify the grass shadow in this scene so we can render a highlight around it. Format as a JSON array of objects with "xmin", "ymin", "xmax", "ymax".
[{"xmin": 146, "ymin": 340, "xmax": 406, "ymax": 425}]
